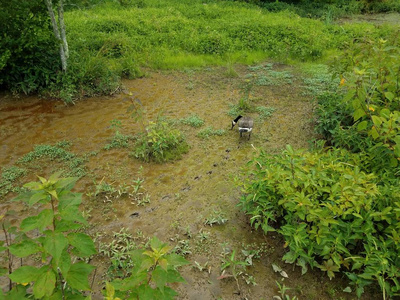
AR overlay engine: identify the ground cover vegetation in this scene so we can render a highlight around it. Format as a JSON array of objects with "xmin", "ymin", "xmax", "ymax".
[
  {"xmin": 1, "ymin": 0, "xmax": 400, "ymax": 298},
  {"xmin": 0, "ymin": 0, "xmax": 398, "ymax": 103},
  {"xmin": 238, "ymin": 31, "xmax": 400, "ymax": 300},
  {"xmin": 0, "ymin": 174, "xmax": 188, "ymax": 299}
]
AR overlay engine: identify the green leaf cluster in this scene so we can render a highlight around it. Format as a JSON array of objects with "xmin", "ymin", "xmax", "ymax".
[
  {"xmin": 110, "ymin": 237, "xmax": 189, "ymax": 300},
  {"xmin": 3, "ymin": 172, "xmax": 97, "ymax": 299},
  {"xmin": 133, "ymin": 119, "xmax": 189, "ymax": 163},
  {"xmin": 239, "ymin": 146, "xmax": 400, "ymax": 298}
]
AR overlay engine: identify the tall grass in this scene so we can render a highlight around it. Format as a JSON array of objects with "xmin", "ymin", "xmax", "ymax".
[{"xmin": 2, "ymin": 0, "xmax": 398, "ymax": 102}]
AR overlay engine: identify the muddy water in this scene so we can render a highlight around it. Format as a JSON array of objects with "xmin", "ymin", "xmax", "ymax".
[{"xmin": 0, "ymin": 66, "xmax": 376, "ymax": 299}]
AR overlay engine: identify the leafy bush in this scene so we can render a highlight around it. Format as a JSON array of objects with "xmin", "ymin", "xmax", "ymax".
[
  {"xmin": 133, "ymin": 119, "xmax": 189, "ymax": 162},
  {"xmin": 0, "ymin": 173, "xmax": 97, "ymax": 298},
  {"xmin": 238, "ymin": 145, "xmax": 400, "ymax": 298},
  {"xmin": 0, "ymin": 0, "xmax": 59, "ymax": 94}
]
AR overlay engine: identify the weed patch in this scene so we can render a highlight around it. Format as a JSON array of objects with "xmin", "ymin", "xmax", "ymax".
[
  {"xmin": 18, "ymin": 142, "xmax": 87, "ymax": 178},
  {"xmin": 133, "ymin": 119, "xmax": 189, "ymax": 163},
  {"xmin": 197, "ymin": 126, "xmax": 226, "ymax": 139}
]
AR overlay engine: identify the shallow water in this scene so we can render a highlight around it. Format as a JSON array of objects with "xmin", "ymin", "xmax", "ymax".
[{"xmin": 0, "ymin": 66, "xmax": 378, "ymax": 299}]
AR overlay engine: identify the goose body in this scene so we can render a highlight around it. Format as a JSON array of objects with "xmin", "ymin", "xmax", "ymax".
[{"xmin": 231, "ymin": 115, "xmax": 254, "ymax": 139}]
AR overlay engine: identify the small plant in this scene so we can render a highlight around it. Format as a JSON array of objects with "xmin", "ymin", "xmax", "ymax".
[
  {"xmin": 219, "ymin": 250, "xmax": 250, "ymax": 292},
  {"xmin": 204, "ymin": 209, "xmax": 228, "ymax": 226},
  {"xmin": 180, "ymin": 114, "xmax": 205, "ymax": 128},
  {"xmin": 110, "ymin": 237, "xmax": 189, "ymax": 299},
  {"xmin": 99, "ymin": 228, "xmax": 137, "ymax": 280},
  {"xmin": 197, "ymin": 126, "xmax": 226, "ymax": 139},
  {"xmin": 256, "ymin": 106, "xmax": 276, "ymax": 121},
  {"xmin": 273, "ymin": 281, "xmax": 298, "ymax": 300},
  {"xmin": 193, "ymin": 261, "xmax": 210, "ymax": 273},
  {"xmin": 133, "ymin": 118, "xmax": 189, "ymax": 163},
  {"xmin": 173, "ymin": 239, "xmax": 192, "ymax": 256}
]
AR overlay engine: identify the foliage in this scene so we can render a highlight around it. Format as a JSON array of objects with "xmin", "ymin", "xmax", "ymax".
[
  {"xmin": 110, "ymin": 236, "xmax": 189, "ymax": 299},
  {"xmin": 238, "ymin": 146, "xmax": 400, "ymax": 298},
  {"xmin": 99, "ymin": 228, "xmax": 137, "ymax": 280},
  {"xmin": 0, "ymin": 172, "xmax": 97, "ymax": 298},
  {"xmin": 204, "ymin": 209, "xmax": 228, "ymax": 226},
  {"xmin": 17, "ymin": 142, "xmax": 87, "ymax": 178},
  {"xmin": 0, "ymin": 0, "xmax": 59, "ymax": 93},
  {"xmin": 133, "ymin": 118, "xmax": 189, "ymax": 163},
  {"xmin": 180, "ymin": 114, "xmax": 205, "ymax": 128},
  {"xmin": 104, "ymin": 119, "xmax": 135, "ymax": 150},
  {"xmin": 2, "ymin": 0, "xmax": 398, "ymax": 102},
  {"xmin": 333, "ymin": 38, "xmax": 400, "ymax": 167},
  {"xmin": 0, "ymin": 166, "xmax": 27, "ymax": 197},
  {"xmin": 197, "ymin": 126, "xmax": 226, "ymax": 139}
]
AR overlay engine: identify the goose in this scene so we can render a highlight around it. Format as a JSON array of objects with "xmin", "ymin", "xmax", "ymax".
[{"xmin": 231, "ymin": 115, "xmax": 254, "ymax": 140}]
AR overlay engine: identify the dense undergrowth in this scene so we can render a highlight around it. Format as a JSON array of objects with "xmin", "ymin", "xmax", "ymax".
[
  {"xmin": 1, "ymin": 0, "xmax": 399, "ymax": 103},
  {"xmin": 239, "ymin": 34, "xmax": 400, "ymax": 298}
]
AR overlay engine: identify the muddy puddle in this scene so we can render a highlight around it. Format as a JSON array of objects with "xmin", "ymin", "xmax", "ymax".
[{"xmin": 0, "ymin": 65, "xmax": 380, "ymax": 299}]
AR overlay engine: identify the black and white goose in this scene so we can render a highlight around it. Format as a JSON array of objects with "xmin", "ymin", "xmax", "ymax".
[{"xmin": 231, "ymin": 115, "xmax": 254, "ymax": 140}]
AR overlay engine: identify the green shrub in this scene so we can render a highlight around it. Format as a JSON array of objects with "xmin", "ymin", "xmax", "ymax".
[
  {"xmin": 238, "ymin": 145, "xmax": 400, "ymax": 298},
  {"xmin": 0, "ymin": 0, "xmax": 59, "ymax": 94},
  {"xmin": 133, "ymin": 119, "xmax": 189, "ymax": 162}
]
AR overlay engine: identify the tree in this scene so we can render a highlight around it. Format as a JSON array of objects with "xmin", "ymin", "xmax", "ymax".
[{"xmin": 45, "ymin": 0, "xmax": 69, "ymax": 72}]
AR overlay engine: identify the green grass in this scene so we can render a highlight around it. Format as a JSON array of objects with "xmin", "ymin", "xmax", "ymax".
[
  {"xmin": 180, "ymin": 114, "xmax": 205, "ymax": 128},
  {"xmin": 197, "ymin": 126, "xmax": 226, "ymax": 139}
]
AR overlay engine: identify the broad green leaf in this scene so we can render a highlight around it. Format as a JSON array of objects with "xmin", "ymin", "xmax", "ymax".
[
  {"xmin": 152, "ymin": 266, "xmax": 168, "ymax": 289},
  {"xmin": 357, "ymin": 121, "xmax": 368, "ymax": 131},
  {"xmin": 0, "ymin": 267, "xmax": 7, "ymax": 276},
  {"xmin": 58, "ymin": 192, "xmax": 82, "ymax": 212},
  {"xmin": 9, "ymin": 266, "xmax": 45, "ymax": 284},
  {"xmin": 385, "ymin": 91, "xmax": 395, "ymax": 101},
  {"xmin": 54, "ymin": 219, "xmax": 82, "ymax": 232},
  {"xmin": 58, "ymin": 248, "xmax": 71, "ymax": 277},
  {"xmin": 28, "ymin": 190, "xmax": 48, "ymax": 206},
  {"xmin": 111, "ymin": 271, "xmax": 147, "ymax": 292},
  {"xmin": 23, "ymin": 181, "xmax": 41, "ymax": 190},
  {"xmin": 3, "ymin": 284, "xmax": 29, "ymax": 299},
  {"xmin": 380, "ymin": 108, "xmax": 391, "ymax": 118},
  {"xmin": 43, "ymin": 232, "xmax": 68, "ymax": 266},
  {"xmin": 67, "ymin": 233, "xmax": 96, "ymax": 257},
  {"xmin": 66, "ymin": 262, "xmax": 96, "ymax": 291},
  {"xmin": 150, "ymin": 237, "xmax": 165, "ymax": 252},
  {"xmin": 33, "ymin": 268, "xmax": 56, "ymax": 299},
  {"xmin": 371, "ymin": 115, "xmax": 382, "ymax": 127},
  {"xmin": 48, "ymin": 171, "xmax": 63, "ymax": 183},
  {"xmin": 60, "ymin": 206, "xmax": 87, "ymax": 225},
  {"xmin": 20, "ymin": 209, "xmax": 53, "ymax": 232},
  {"xmin": 165, "ymin": 253, "xmax": 189, "ymax": 268},
  {"xmin": 9, "ymin": 239, "xmax": 40, "ymax": 258},
  {"xmin": 54, "ymin": 177, "xmax": 78, "ymax": 190},
  {"xmin": 370, "ymin": 126, "xmax": 379, "ymax": 139},
  {"xmin": 353, "ymin": 108, "xmax": 365, "ymax": 121}
]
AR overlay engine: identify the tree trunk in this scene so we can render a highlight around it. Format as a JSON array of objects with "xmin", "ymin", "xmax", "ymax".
[{"xmin": 44, "ymin": 0, "xmax": 68, "ymax": 72}]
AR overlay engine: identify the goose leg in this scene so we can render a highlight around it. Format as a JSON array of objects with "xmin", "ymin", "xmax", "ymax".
[{"xmin": 248, "ymin": 132, "xmax": 251, "ymax": 140}]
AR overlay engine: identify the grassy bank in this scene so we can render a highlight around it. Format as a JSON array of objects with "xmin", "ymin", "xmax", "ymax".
[{"xmin": 1, "ymin": 0, "xmax": 399, "ymax": 103}]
